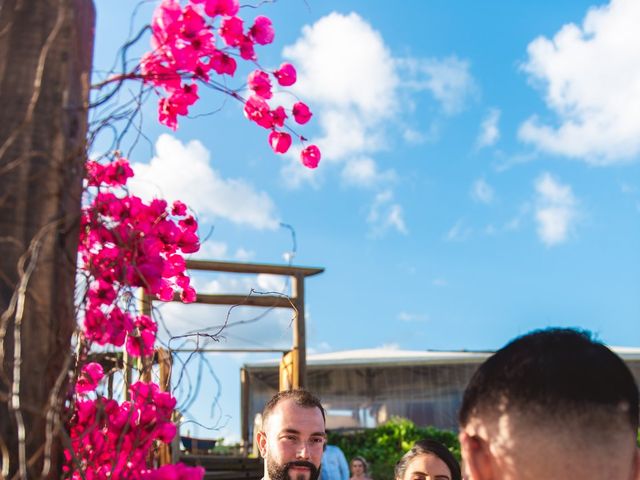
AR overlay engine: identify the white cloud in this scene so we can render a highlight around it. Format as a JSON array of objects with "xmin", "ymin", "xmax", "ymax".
[
  {"xmin": 397, "ymin": 311, "xmax": 428, "ymax": 322},
  {"xmin": 284, "ymin": 12, "xmax": 398, "ymax": 119},
  {"xmin": 341, "ymin": 157, "xmax": 396, "ymax": 187},
  {"xmin": 130, "ymin": 134, "xmax": 279, "ymax": 229},
  {"xmin": 282, "ymin": 12, "xmax": 397, "ymax": 184},
  {"xmin": 281, "ymin": 11, "xmax": 476, "ymax": 213},
  {"xmin": 367, "ymin": 190, "xmax": 408, "ymax": 235},
  {"xmin": 471, "ymin": 178, "xmax": 495, "ymax": 204},
  {"xmin": 518, "ymin": 0, "xmax": 640, "ymax": 164},
  {"xmin": 399, "ymin": 56, "xmax": 477, "ymax": 115},
  {"xmin": 193, "ymin": 240, "xmax": 228, "ymax": 259},
  {"xmin": 476, "ymin": 108, "xmax": 501, "ymax": 148},
  {"xmin": 445, "ymin": 219, "xmax": 472, "ymax": 242},
  {"xmin": 534, "ymin": 173, "xmax": 579, "ymax": 246}
]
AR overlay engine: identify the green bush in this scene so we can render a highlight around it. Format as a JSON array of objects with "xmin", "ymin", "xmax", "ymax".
[{"xmin": 327, "ymin": 418, "xmax": 460, "ymax": 480}]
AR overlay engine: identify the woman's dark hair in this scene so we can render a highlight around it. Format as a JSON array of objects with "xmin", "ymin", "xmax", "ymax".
[
  {"xmin": 351, "ymin": 456, "xmax": 369, "ymax": 474},
  {"xmin": 394, "ymin": 439, "xmax": 461, "ymax": 480}
]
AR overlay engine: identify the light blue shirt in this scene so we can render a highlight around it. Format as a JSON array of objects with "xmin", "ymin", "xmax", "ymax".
[{"xmin": 321, "ymin": 445, "xmax": 349, "ymax": 480}]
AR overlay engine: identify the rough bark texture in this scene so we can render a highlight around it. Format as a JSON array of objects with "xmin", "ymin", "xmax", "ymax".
[{"xmin": 0, "ymin": 0, "xmax": 94, "ymax": 477}]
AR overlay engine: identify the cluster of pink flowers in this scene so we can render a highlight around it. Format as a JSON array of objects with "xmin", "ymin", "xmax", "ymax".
[
  {"xmin": 139, "ymin": 0, "xmax": 321, "ymax": 168},
  {"xmin": 80, "ymin": 158, "xmax": 199, "ymax": 354},
  {"xmin": 66, "ymin": 377, "xmax": 203, "ymax": 480},
  {"xmin": 69, "ymin": 157, "xmax": 203, "ymax": 478}
]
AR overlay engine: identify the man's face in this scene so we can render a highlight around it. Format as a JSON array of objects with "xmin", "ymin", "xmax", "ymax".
[{"xmin": 257, "ymin": 398, "xmax": 326, "ymax": 480}]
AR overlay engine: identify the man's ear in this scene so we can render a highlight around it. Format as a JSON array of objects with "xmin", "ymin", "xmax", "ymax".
[
  {"xmin": 459, "ymin": 431, "xmax": 494, "ymax": 480},
  {"xmin": 257, "ymin": 430, "xmax": 268, "ymax": 458}
]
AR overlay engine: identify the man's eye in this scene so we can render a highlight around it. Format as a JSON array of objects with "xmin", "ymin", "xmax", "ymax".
[{"xmin": 311, "ymin": 438, "xmax": 324, "ymax": 444}]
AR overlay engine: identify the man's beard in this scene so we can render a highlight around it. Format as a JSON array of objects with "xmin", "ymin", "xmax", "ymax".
[{"xmin": 267, "ymin": 459, "xmax": 320, "ymax": 480}]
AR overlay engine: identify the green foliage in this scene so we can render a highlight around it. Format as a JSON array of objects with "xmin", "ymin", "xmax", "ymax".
[{"xmin": 327, "ymin": 418, "xmax": 460, "ymax": 480}]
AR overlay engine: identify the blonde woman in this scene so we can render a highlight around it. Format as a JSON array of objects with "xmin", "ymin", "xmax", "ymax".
[{"xmin": 349, "ymin": 456, "xmax": 372, "ymax": 480}]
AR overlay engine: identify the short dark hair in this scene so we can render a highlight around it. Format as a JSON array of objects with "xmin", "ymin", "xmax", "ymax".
[
  {"xmin": 459, "ymin": 328, "xmax": 639, "ymax": 432},
  {"xmin": 262, "ymin": 389, "xmax": 326, "ymax": 428},
  {"xmin": 395, "ymin": 439, "xmax": 461, "ymax": 480}
]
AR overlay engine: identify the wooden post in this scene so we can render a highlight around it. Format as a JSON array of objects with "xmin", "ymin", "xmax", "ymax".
[
  {"xmin": 240, "ymin": 367, "xmax": 250, "ymax": 454},
  {"xmin": 140, "ymin": 292, "xmax": 153, "ymax": 383},
  {"xmin": 279, "ymin": 350, "xmax": 299, "ymax": 391},
  {"xmin": 123, "ymin": 350, "xmax": 133, "ymax": 401},
  {"xmin": 0, "ymin": 0, "xmax": 95, "ymax": 477},
  {"xmin": 157, "ymin": 348, "xmax": 173, "ymax": 466},
  {"xmin": 291, "ymin": 274, "xmax": 306, "ymax": 388}
]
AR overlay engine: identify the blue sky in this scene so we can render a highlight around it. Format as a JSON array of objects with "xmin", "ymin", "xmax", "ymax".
[{"xmin": 94, "ymin": 0, "xmax": 640, "ymax": 439}]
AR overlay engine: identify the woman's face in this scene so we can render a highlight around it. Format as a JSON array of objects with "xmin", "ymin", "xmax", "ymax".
[
  {"xmin": 402, "ymin": 453, "xmax": 451, "ymax": 480},
  {"xmin": 351, "ymin": 460, "xmax": 365, "ymax": 477}
]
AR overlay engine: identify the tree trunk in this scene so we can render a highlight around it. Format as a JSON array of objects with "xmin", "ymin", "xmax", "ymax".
[{"xmin": 0, "ymin": 0, "xmax": 94, "ymax": 477}]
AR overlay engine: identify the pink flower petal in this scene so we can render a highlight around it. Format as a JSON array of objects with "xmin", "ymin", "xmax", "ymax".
[
  {"xmin": 268, "ymin": 131, "xmax": 292, "ymax": 154},
  {"xmin": 292, "ymin": 101, "xmax": 312, "ymax": 124},
  {"xmin": 273, "ymin": 63, "xmax": 297, "ymax": 87},
  {"xmin": 301, "ymin": 145, "xmax": 321, "ymax": 169},
  {"xmin": 249, "ymin": 16, "xmax": 274, "ymax": 45}
]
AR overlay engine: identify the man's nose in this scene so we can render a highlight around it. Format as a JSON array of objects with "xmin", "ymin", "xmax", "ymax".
[{"xmin": 296, "ymin": 443, "xmax": 310, "ymax": 460}]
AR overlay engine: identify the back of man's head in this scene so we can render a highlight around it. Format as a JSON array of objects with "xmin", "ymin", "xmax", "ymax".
[{"xmin": 458, "ymin": 328, "xmax": 640, "ymax": 480}]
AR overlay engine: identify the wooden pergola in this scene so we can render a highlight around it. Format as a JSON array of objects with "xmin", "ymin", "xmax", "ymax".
[
  {"xmin": 94, "ymin": 259, "xmax": 323, "ymax": 460},
  {"xmin": 143, "ymin": 259, "xmax": 324, "ymax": 456}
]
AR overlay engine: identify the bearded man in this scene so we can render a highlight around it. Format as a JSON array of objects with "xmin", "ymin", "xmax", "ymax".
[{"xmin": 257, "ymin": 389, "xmax": 327, "ymax": 480}]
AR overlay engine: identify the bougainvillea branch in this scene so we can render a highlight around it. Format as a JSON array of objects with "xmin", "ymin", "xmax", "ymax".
[
  {"xmin": 97, "ymin": 0, "xmax": 322, "ymax": 168},
  {"xmin": 68, "ymin": 0, "xmax": 322, "ymax": 478}
]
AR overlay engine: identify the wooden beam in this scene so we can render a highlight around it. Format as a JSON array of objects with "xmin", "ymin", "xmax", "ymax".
[
  {"xmin": 186, "ymin": 259, "xmax": 324, "ymax": 277},
  {"xmin": 188, "ymin": 293, "xmax": 294, "ymax": 309},
  {"xmin": 172, "ymin": 348, "xmax": 288, "ymax": 353}
]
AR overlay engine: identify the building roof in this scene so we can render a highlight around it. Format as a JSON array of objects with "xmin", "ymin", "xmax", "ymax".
[{"xmin": 243, "ymin": 346, "xmax": 640, "ymax": 370}]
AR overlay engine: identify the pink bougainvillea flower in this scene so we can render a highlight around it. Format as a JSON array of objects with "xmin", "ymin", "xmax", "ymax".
[
  {"xmin": 273, "ymin": 63, "xmax": 296, "ymax": 86},
  {"xmin": 126, "ymin": 315, "xmax": 158, "ymax": 357},
  {"xmin": 268, "ymin": 130, "xmax": 292, "ymax": 154},
  {"xmin": 104, "ymin": 157, "xmax": 134, "ymax": 186},
  {"xmin": 301, "ymin": 145, "xmax": 321, "ymax": 169},
  {"xmin": 292, "ymin": 101, "xmax": 312, "ymax": 124},
  {"xmin": 247, "ymin": 70, "xmax": 272, "ymax": 99},
  {"xmin": 158, "ymin": 83, "xmax": 199, "ymax": 130},
  {"xmin": 181, "ymin": 285, "xmax": 197, "ymax": 303},
  {"xmin": 151, "ymin": 0, "xmax": 181, "ymax": 48},
  {"xmin": 249, "ymin": 16, "xmax": 274, "ymax": 45},
  {"xmin": 219, "ymin": 16, "xmax": 244, "ymax": 47},
  {"xmin": 76, "ymin": 362, "xmax": 105, "ymax": 394},
  {"xmin": 88, "ymin": 279, "xmax": 117, "ymax": 306},
  {"xmin": 243, "ymin": 95, "xmax": 273, "ymax": 129},
  {"xmin": 158, "ymin": 98, "xmax": 179, "ymax": 130},
  {"xmin": 178, "ymin": 229, "xmax": 200, "ymax": 253},
  {"xmin": 204, "ymin": 0, "xmax": 239, "ymax": 18},
  {"xmin": 179, "ymin": 5, "xmax": 205, "ymax": 38},
  {"xmin": 271, "ymin": 106, "xmax": 287, "ymax": 127},
  {"xmin": 140, "ymin": 53, "xmax": 182, "ymax": 90},
  {"xmin": 171, "ymin": 200, "xmax": 187, "ymax": 216},
  {"xmin": 238, "ymin": 35, "xmax": 256, "ymax": 61},
  {"xmin": 209, "ymin": 50, "xmax": 237, "ymax": 76}
]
